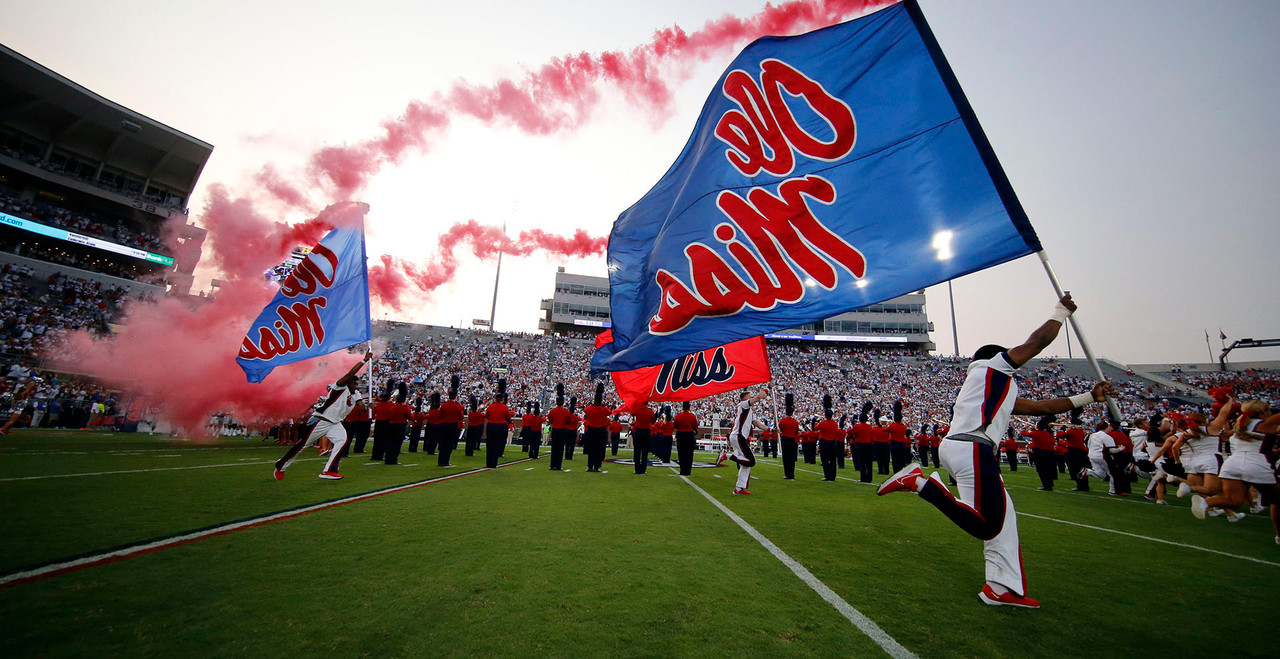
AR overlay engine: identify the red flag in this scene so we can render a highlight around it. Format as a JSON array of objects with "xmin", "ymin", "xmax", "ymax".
[{"xmin": 595, "ymin": 330, "xmax": 772, "ymax": 408}]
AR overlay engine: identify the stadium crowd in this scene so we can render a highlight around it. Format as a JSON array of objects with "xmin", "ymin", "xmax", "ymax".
[{"xmin": 0, "ymin": 191, "xmax": 169, "ymax": 255}]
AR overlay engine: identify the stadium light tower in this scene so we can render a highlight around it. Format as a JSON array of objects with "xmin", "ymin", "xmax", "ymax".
[{"xmin": 488, "ymin": 222, "xmax": 506, "ymax": 330}]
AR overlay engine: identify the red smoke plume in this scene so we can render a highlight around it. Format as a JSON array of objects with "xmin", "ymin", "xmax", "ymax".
[
  {"xmin": 54, "ymin": 0, "xmax": 891, "ymax": 433},
  {"xmin": 53, "ymin": 203, "xmax": 371, "ymax": 433},
  {"xmin": 303, "ymin": 0, "xmax": 893, "ymax": 200},
  {"xmin": 369, "ymin": 221, "xmax": 610, "ymax": 310}
]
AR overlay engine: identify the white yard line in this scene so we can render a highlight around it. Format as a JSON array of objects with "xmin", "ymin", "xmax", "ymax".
[
  {"xmin": 0, "ymin": 458, "xmax": 322, "ymax": 482},
  {"xmin": 678, "ymin": 473, "xmax": 916, "ymax": 659},
  {"xmin": 1016, "ymin": 512, "xmax": 1280, "ymax": 567}
]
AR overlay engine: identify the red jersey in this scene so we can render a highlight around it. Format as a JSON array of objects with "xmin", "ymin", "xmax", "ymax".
[
  {"xmin": 521, "ymin": 413, "xmax": 535, "ymax": 430},
  {"xmin": 439, "ymin": 400, "xmax": 465, "ymax": 426},
  {"xmin": 372, "ymin": 400, "xmax": 394, "ymax": 422},
  {"xmin": 999, "ymin": 438, "xmax": 1018, "ymax": 452},
  {"xmin": 632, "ymin": 406, "xmax": 654, "ymax": 430},
  {"xmin": 674, "ymin": 411, "xmax": 698, "ymax": 433},
  {"xmin": 568, "ymin": 414, "xmax": 582, "ymax": 431},
  {"xmin": 384, "ymin": 402, "xmax": 412, "ymax": 424},
  {"xmin": 608, "ymin": 421, "xmax": 622, "ymax": 433},
  {"xmin": 816, "ymin": 419, "xmax": 843, "ymax": 441},
  {"xmin": 887, "ymin": 422, "xmax": 910, "ymax": 444},
  {"xmin": 1108, "ymin": 431, "xmax": 1133, "ymax": 453},
  {"xmin": 584, "ymin": 405, "xmax": 611, "ymax": 428},
  {"xmin": 852, "ymin": 423, "xmax": 874, "ymax": 444},
  {"xmin": 799, "ymin": 430, "xmax": 818, "ymax": 444},
  {"xmin": 547, "ymin": 406, "xmax": 571, "ymax": 430},
  {"xmin": 873, "ymin": 427, "xmax": 890, "ymax": 443},
  {"xmin": 1022, "ymin": 430, "xmax": 1056, "ymax": 451},
  {"xmin": 467, "ymin": 410, "xmax": 485, "ymax": 427},
  {"xmin": 778, "ymin": 416, "xmax": 799, "ymax": 439},
  {"xmin": 1059, "ymin": 428, "xmax": 1087, "ymax": 450},
  {"xmin": 528, "ymin": 414, "xmax": 545, "ymax": 432},
  {"xmin": 929, "ymin": 435, "xmax": 941, "ymax": 448},
  {"xmin": 485, "ymin": 402, "xmax": 512, "ymax": 424},
  {"xmin": 427, "ymin": 408, "xmax": 442, "ymax": 425}
]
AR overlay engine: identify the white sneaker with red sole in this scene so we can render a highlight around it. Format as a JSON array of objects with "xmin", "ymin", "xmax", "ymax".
[
  {"xmin": 716, "ymin": 450, "xmax": 728, "ymax": 466},
  {"xmin": 979, "ymin": 584, "xmax": 1040, "ymax": 609},
  {"xmin": 877, "ymin": 463, "xmax": 923, "ymax": 496},
  {"xmin": 319, "ymin": 471, "xmax": 343, "ymax": 480}
]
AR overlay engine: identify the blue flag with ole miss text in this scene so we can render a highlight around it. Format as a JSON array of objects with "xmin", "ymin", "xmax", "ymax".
[
  {"xmin": 237, "ymin": 214, "xmax": 371, "ymax": 383},
  {"xmin": 592, "ymin": 1, "xmax": 1041, "ymax": 372}
]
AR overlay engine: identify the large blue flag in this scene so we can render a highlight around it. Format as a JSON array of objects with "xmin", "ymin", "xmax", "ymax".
[
  {"xmin": 592, "ymin": 1, "xmax": 1040, "ymax": 372},
  {"xmin": 237, "ymin": 220, "xmax": 371, "ymax": 383}
]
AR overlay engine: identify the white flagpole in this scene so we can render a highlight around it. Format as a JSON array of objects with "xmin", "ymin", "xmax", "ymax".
[{"xmin": 1036, "ymin": 251, "xmax": 1122, "ymax": 421}]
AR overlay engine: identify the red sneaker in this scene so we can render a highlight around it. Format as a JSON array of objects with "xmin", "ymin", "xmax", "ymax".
[
  {"xmin": 732, "ymin": 488, "xmax": 752, "ymax": 495},
  {"xmin": 273, "ymin": 468, "xmax": 285, "ymax": 480},
  {"xmin": 319, "ymin": 471, "xmax": 343, "ymax": 480},
  {"xmin": 978, "ymin": 584, "xmax": 1040, "ymax": 609},
  {"xmin": 877, "ymin": 464, "xmax": 923, "ymax": 496}
]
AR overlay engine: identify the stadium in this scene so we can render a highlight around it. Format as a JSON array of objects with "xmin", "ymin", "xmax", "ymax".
[{"xmin": 2, "ymin": 2, "xmax": 1280, "ymax": 657}]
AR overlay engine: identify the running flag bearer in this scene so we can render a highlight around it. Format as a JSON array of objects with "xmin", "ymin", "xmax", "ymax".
[
  {"xmin": 274, "ymin": 351, "xmax": 372, "ymax": 480},
  {"xmin": 726, "ymin": 387, "xmax": 768, "ymax": 495},
  {"xmin": 877, "ymin": 295, "xmax": 1115, "ymax": 608}
]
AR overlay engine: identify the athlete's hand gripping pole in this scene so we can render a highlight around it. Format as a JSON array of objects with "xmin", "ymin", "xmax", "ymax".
[{"xmin": 1036, "ymin": 251, "xmax": 1122, "ymax": 421}]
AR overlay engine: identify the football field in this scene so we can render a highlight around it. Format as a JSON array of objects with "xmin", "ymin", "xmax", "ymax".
[{"xmin": 2, "ymin": 431, "xmax": 1276, "ymax": 657}]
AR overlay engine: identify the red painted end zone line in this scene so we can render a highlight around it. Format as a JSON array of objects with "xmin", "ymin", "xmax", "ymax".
[{"xmin": 0, "ymin": 458, "xmax": 533, "ymax": 589}]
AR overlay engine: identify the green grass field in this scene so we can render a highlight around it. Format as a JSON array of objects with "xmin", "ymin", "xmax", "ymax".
[{"xmin": 2, "ymin": 431, "xmax": 1277, "ymax": 657}]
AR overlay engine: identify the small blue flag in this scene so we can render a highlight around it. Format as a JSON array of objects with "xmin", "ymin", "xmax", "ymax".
[
  {"xmin": 237, "ymin": 215, "xmax": 371, "ymax": 383},
  {"xmin": 593, "ymin": 1, "xmax": 1040, "ymax": 372}
]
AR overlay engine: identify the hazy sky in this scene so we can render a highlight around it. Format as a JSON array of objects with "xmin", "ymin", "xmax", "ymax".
[{"xmin": 3, "ymin": 0, "xmax": 1278, "ymax": 365}]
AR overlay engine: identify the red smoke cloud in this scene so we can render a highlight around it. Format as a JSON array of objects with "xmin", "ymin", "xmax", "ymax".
[
  {"xmin": 54, "ymin": 0, "xmax": 891, "ymax": 434},
  {"xmin": 369, "ymin": 221, "xmax": 610, "ymax": 310},
  {"xmin": 54, "ymin": 203, "xmax": 371, "ymax": 433},
  {"xmin": 303, "ymin": 0, "xmax": 893, "ymax": 200}
]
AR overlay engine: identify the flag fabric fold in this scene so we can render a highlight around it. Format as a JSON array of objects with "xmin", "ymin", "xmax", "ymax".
[
  {"xmin": 594, "ymin": 330, "xmax": 772, "ymax": 408},
  {"xmin": 592, "ymin": 0, "xmax": 1040, "ymax": 372},
  {"xmin": 237, "ymin": 217, "xmax": 371, "ymax": 383}
]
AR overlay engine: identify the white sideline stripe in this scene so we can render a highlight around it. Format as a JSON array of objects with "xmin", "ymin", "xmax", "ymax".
[
  {"xmin": 0, "ymin": 459, "xmax": 321, "ymax": 482},
  {"xmin": 0, "ymin": 459, "xmax": 532, "ymax": 588},
  {"xmin": 678, "ymin": 474, "xmax": 915, "ymax": 659},
  {"xmin": 1017, "ymin": 512, "xmax": 1280, "ymax": 567},
  {"xmin": 764, "ymin": 460, "xmax": 1276, "ymax": 568},
  {"xmin": 5, "ymin": 446, "xmax": 278, "ymax": 456}
]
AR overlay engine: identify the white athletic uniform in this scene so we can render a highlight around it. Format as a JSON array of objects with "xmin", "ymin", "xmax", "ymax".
[
  {"xmin": 279, "ymin": 382, "xmax": 359, "ymax": 474},
  {"xmin": 1085, "ymin": 431, "xmax": 1112, "ymax": 481},
  {"xmin": 1143, "ymin": 432, "xmax": 1172, "ymax": 492},
  {"xmin": 1218, "ymin": 420, "xmax": 1276, "ymax": 484},
  {"xmin": 1179, "ymin": 430, "xmax": 1220, "ymax": 476},
  {"xmin": 728, "ymin": 399, "xmax": 755, "ymax": 490},
  {"xmin": 937, "ymin": 351, "xmax": 1024, "ymax": 596}
]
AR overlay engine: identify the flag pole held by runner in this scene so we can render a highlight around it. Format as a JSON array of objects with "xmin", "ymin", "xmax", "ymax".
[{"xmin": 1036, "ymin": 251, "xmax": 1121, "ymax": 421}]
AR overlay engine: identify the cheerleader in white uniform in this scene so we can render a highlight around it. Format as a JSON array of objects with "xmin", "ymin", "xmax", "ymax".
[
  {"xmin": 1170, "ymin": 412, "xmax": 1223, "ymax": 519},
  {"xmin": 1205, "ymin": 400, "xmax": 1280, "ymax": 539}
]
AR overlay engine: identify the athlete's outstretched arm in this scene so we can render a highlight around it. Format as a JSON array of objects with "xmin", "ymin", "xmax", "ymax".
[
  {"xmin": 337, "ymin": 351, "xmax": 374, "ymax": 388},
  {"xmin": 1257, "ymin": 411, "xmax": 1280, "ymax": 434},
  {"xmin": 1012, "ymin": 381, "xmax": 1115, "ymax": 416},
  {"xmin": 1005, "ymin": 295, "xmax": 1076, "ymax": 368},
  {"xmin": 1207, "ymin": 397, "xmax": 1235, "ymax": 435}
]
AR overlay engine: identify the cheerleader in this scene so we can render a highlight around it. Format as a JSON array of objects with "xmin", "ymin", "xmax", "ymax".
[
  {"xmin": 1205, "ymin": 400, "xmax": 1279, "ymax": 531},
  {"xmin": 1169, "ymin": 412, "xmax": 1222, "ymax": 519}
]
